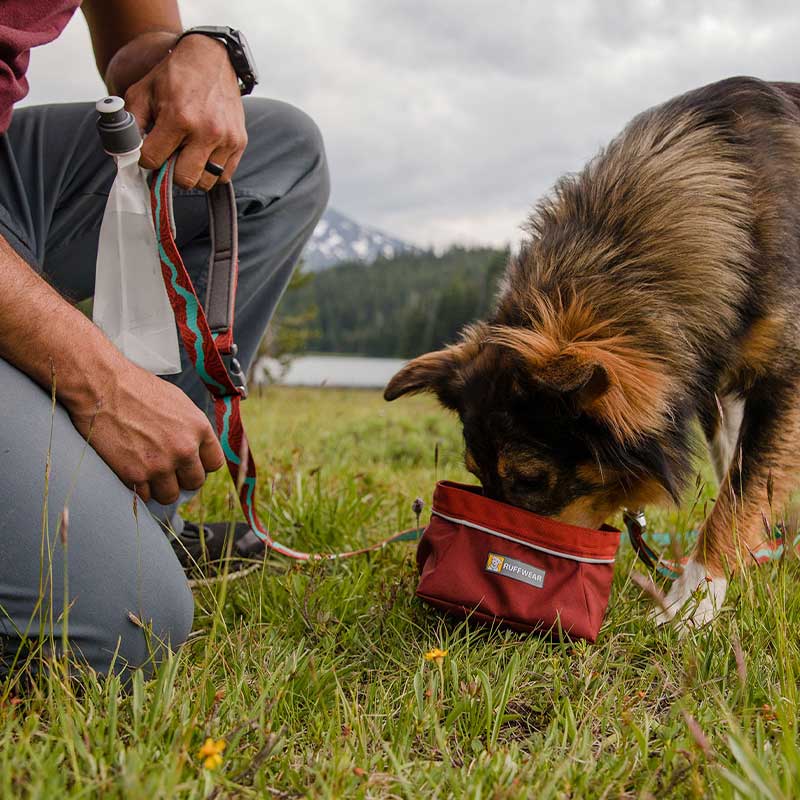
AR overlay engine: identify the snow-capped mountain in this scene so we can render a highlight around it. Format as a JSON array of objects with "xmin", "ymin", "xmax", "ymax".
[{"xmin": 303, "ymin": 208, "xmax": 421, "ymax": 271}]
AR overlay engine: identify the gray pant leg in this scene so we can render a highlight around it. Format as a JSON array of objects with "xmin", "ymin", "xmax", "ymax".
[{"xmin": 0, "ymin": 359, "xmax": 194, "ymax": 678}]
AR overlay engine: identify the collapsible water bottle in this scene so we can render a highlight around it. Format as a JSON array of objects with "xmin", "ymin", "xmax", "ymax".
[{"xmin": 93, "ymin": 96, "xmax": 182, "ymax": 374}]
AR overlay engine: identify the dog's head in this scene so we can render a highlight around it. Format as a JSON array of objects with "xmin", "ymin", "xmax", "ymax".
[{"xmin": 385, "ymin": 296, "xmax": 677, "ymax": 528}]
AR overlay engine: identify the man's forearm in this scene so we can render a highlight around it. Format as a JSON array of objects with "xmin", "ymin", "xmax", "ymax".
[
  {"xmin": 0, "ymin": 235, "xmax": 225, "ymax": 503},
  {"xmin": 0, "ymin": 236, "xmax": 121, "ymax": 412},
  {"xmin": 82, "ymin": 0, "xmax": 182, "ymax": 94},
  {"xmin": 82, "ymin": 0, "xmax": 182, "ymax": 78}
]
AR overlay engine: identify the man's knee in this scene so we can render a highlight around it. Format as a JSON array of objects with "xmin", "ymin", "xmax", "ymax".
[
  {"xmin": 241, "ymin": 97, "xmax": 330, "ymax": 212},
  {"xmin": 245, "ymin": 97, "xmax": 327, "ymax": 163},
  {"xmin": 0, "ymin": 555, "xmax": 193, "ymax": 684},
  {"xmin": 0, "ymin": 360, "xmax": 195, "ymax": 683},
  {"xmin": 99, "ymin": 559, "xmax": 194, "ymax": 681}
]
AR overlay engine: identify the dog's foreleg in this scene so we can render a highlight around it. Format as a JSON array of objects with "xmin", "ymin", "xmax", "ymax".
[
  {"xmin": 658, "ymin": 380, "xmax": 800, "ymax": 628},
  {"xmin": 655, "ymin": 558, "xmax": 727, "ymax": 628},
  {"xmin": 655, "ymin": 474, "xmax": 754, "ymax": 629}
]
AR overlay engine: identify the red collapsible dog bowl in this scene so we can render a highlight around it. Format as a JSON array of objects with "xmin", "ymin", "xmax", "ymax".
[{"xmin": 416, "ymin": 481, "xmax": 622, "ymax": 642}]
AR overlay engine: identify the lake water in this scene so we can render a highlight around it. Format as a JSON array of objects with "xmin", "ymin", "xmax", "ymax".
[{"xmin": 256, "ymin": 355, "xmax": 407, "ymax": 388}]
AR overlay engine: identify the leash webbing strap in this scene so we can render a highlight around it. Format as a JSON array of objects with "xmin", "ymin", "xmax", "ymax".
[
  {"xmin": 151, "ymin": 156, "xmax": 420, "ymax": 560},
  {"xmin": 156, "ymin": 159, "xmax": 239, "ymax": 344},
  {"xmin": 624, "ymin": 509, "xmax": 790, "ymax": 580},
  {"xmin": 623, "ymin": 511, "xmax": 684, "ymax": 580}
]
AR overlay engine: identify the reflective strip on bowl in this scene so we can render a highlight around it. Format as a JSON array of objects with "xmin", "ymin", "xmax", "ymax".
[{"xmin": 431, "ymin": 510, "xmax": 617, "ymax": 564}]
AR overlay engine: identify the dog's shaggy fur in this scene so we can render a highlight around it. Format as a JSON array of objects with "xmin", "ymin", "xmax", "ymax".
[{"xmin": 386, "ymin": 77, "xmax": 800, "ymax": 623}]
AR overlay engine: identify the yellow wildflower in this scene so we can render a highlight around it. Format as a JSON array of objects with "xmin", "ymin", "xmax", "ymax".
[
  {"xmin": 198, "ymin": 737, "xmax": 226, "ymax": 770},
  {"xmin": 424, "ymin": 648, "xmax": 448, "ymax": 663}
]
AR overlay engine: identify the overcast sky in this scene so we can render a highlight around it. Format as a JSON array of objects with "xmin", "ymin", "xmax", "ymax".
[{"xmin": 22, "ymin": 0, "xmax": 800, "ymax": 250}]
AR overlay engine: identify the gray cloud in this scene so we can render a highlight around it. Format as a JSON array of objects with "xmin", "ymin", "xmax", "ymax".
[{"xmin": 23, "ymin": 0, "xmax": 800, "ymax": 248}]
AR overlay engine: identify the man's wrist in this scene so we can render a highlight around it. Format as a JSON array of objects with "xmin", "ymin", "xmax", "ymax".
[
  {"xmin": 57, "ymin": 339, "xmax": 119, "ymax": 415},
  {"xmin": 172, "ymin": 32, "xmax": 232, "ymax": 71},
  {"xmin": 169, "ymin": 34, "xmax": 240, "ymax": 94},
  {"xmin": 175, "ymin": 27, "xmax": 259, "ymax": 95}
]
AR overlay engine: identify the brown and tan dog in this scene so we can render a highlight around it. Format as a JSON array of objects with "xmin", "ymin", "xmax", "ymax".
[{"xmin": 385, "ymin": 76, "xmax": 800, "ymax": 626}]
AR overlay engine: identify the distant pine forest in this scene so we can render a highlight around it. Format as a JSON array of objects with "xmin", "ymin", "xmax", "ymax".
[{"xmin": 276, "ymin": 247, "xmax": 509, "ymax": 359}]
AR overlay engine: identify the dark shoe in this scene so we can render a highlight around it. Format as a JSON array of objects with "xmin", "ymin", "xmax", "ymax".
[{"xmin": 170, "ymin": 521, "xmax": 266, "ymax": 586}]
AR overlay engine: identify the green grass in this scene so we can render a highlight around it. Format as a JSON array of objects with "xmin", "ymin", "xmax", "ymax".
[{"xmin": 4, "ymin": 387, "xmax": 800, "ymax": 798}]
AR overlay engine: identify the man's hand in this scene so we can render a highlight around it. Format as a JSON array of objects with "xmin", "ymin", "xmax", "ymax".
[
  {"xmin": 123, "ymin": 34, "xmax": 247, "ymax": 191},
  {"xmin": 67, "ymin": 360, "xmax": 225, "ymax": 505},
  {"xmin": 83, "ymin": 0, "xmax": 248, "ymax": 192}
]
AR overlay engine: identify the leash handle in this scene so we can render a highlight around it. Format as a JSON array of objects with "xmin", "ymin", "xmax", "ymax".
[{"xmin": 150, "ymin": 156, "xmax": 421, "ymax": 560}]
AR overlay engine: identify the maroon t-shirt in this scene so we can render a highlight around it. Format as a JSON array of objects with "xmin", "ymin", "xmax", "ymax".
[{"xmin": 0, "ymin": 0, "xmax": 81, "ymax": 132}]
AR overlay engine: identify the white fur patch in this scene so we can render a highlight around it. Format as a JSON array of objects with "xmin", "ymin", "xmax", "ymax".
[{"xmin": 654, "ymin": 558, "xmax": 728, "ymax": 629}]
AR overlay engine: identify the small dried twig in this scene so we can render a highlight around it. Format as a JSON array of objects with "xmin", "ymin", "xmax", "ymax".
[
  {"xmin": 656, "ymin": 759, "xmax": 694, "ymax": 799},
  {"xmin": 234, "ymin": 727, "xmax": 285, "ymax": 783},
  {"xmin": 204, "ymin": 690, "xmax": 226, "ymax": 733},
  {"xmin": 682, "ymin": 710, "xmax": 714, "ymax": 759},
  {"xmin": 732, "ymin": 633, "xmax": 747, "ymax": 687},
  {"xmin": 59, "ymin": 507, "xmax": 69, "ymax": 546},
  {"xmin": 630, "ymin": 571, "xmax": 669, "ymax": 614},
  {"xmin": 760, "ymin": 511, "xmax": 772, "ymax": 540},
  {"xmin": 206, "ymin": 726, "xmax": 287, "ymax": 800},
  {"xmin": 127, "ymin": 611, "xmax": 144, "ymax": 628}
]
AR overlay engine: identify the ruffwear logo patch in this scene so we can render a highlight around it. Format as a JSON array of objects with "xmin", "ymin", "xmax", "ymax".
[{"xmin": 485, "ymin": 552, "xmax": 545, "ymax": 589}]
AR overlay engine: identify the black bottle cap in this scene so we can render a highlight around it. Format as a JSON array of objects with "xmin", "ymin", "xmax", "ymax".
[{"xmin": 95, "ymin": 96, "xmax": 142, "ymax": 155}]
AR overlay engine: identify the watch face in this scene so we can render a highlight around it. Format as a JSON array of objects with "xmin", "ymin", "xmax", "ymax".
[{"xmin": 236, "ymin": 30, "xmax": 259, "ymax": 88}]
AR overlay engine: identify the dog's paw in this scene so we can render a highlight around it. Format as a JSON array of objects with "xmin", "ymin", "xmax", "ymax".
[{"xmin": 653, "ymin": 558, "xmax": 727, "ymax": 629}]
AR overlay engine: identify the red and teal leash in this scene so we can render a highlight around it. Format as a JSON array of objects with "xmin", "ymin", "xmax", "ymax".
[
  {"xmin": 150, "ymin": 156, "xmax": 420, "ymax": 560},
  {"xmin": 624, "ymin": 510, "xmax": 792, "ymax": 580}
]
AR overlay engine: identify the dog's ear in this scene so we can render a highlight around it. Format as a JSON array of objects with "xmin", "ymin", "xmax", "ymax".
[
  {"xmin": 535, "ymin": 353, "xmax": 610, "ymax": 405},
  {"xmin": 384, "ymin": 325, "xmax": 486, "ymax": 408},
  {"xmin": 384, "ymin": 346, "xmax": 466, "ymax": 409},
  {"xmin": 489, "ymin": 321, "xmax": 669, "ymax": 441}
]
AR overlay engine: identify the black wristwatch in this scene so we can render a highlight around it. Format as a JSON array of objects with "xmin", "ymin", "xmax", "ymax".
[{"xmin": 176, "ymin": 26, "xmax": 259, "ymax": 95}]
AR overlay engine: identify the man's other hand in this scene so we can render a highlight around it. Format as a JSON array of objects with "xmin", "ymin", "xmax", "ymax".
[
  {"xmin": 123, "ymin": 34, "xmax": 247, "ymax": 191},
  {"xmin": 67, "ymin": 359, "xmax": 226, "ymax": 505}
]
